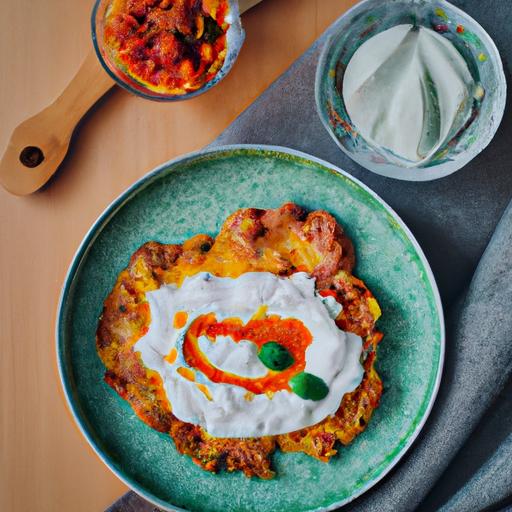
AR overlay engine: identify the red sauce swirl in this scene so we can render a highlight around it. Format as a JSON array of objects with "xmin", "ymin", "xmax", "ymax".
[{"xmin": 183, "ymin": 313, "xmax": 313, "ymax": 394}]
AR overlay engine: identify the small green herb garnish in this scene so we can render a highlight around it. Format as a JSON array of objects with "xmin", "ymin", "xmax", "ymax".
[
  {"xmin": 258, "ymin": 341, "xmax": 294, "ymax": 371},
  {"xmin": 289, "ymin": 372, "xmax": 329, "ymax": 401}
]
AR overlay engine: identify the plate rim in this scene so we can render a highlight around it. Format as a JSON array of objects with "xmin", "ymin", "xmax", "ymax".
[{"xmin": 55, "ymin": 144, "xmax": 445, "ymax": 512}]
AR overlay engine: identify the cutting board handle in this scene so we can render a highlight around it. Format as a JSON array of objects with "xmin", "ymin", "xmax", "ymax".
[{"xmin": 0, "ymin": 49, "xmax": 115, "ymax": 195}]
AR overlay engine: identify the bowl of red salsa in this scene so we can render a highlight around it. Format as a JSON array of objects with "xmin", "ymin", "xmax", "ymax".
[{"xmin": 92, "ymin": 0, "xmax": 244, "ymax": 101}]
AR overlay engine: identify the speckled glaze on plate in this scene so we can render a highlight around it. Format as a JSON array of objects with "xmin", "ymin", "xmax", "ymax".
[{"xmin": 56, "ymin": 145, "xmax": 444, "ymax": 512}]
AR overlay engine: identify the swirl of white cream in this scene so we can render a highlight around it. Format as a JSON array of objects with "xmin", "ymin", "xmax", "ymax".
[{"xmin": 135, "ymin": 272, "xmax": 363, "ymax": 438}]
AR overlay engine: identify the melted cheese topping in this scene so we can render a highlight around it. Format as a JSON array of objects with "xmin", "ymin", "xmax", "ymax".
[{"xmin": 151, "ymin": 217, "xmax": 323, "ymax": 288}]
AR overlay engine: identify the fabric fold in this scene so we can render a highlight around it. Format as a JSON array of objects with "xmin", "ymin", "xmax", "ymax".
[{"xmin": 439, "ymin": 433, "xmax": 512, "ymax": 512}]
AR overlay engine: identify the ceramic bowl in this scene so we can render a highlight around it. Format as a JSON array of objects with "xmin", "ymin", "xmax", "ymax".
[
  {"xmin": 315, "ymin": 0, "xmax": 506, "ymax": 181},
  {"xmin": 91, "ymin": 0, "xmax": 245, "ymax": 101}
]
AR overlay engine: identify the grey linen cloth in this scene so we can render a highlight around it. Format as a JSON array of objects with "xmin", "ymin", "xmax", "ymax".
[
  {"xmin": 440, "ymin": 432, "xmax": 512, "ymax": 511},
  {"xmin": 108, "ymin": 0, "xmax": 512, "ymax": 510}
]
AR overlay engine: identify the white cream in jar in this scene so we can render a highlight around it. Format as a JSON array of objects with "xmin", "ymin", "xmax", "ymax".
[{"xmin": 342, "ymin": 24, "xmax": 477, "ymax": 166}]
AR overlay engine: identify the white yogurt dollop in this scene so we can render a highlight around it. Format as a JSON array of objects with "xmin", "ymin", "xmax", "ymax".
[
  {"xmin": 135, "ymin": 272, "xmax": 363, "ymax": 438},
  {"xmin": 343, "ymin": 24, "xmax": 476, "ymax": 165}
]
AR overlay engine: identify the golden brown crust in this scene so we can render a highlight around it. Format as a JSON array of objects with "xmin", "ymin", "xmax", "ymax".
[{"xmin": 96, "ymin": 203, "xmax": 383, "ymax": 478}]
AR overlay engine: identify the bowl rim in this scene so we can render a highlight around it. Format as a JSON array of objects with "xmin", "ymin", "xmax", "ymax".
[
  {"xmin": 314, "ymin": 0, "xmax": 507, "ymax": 182},
  {"xmin": 90, "ymin": 0, "xmax": 245, "ymax": 102},
  {"xmin": 55, "ymin": 144, "xmax": 445, "ymax": 512}
]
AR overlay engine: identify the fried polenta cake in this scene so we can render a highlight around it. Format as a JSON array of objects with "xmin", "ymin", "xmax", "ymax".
[{"xmin": 96, "ymin": 203, "xmax": 383, "ymax": 479}]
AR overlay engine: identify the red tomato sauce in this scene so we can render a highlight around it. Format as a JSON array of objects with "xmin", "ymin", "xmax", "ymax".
[
  {"xmin": 104, "ymin": 0, "xmax": 230, "ymax": 94},
  {"xmin": 183, "ymin": 313, "xmax": 313, "ymax": 394}
]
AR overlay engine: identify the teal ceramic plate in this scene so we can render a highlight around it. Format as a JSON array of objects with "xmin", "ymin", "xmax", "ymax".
[{"xmin": 56, "ymin": 145, "xmax": 444, "ymax": 511}]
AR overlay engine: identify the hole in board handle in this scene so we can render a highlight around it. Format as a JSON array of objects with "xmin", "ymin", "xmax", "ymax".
[{"xmin": 20, "ymin": 146, "xmax": 45, "ymax": 168}]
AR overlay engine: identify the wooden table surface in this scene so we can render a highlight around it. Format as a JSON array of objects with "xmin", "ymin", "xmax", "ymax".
[{"xmin": 0, "ymin": 1, "xmax": 356, "ymax": 510}]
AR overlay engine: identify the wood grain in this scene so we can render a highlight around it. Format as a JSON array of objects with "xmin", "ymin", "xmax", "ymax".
[{"xmin": 0, "ymin": 1, "xmax": 356, "ymax": 511}]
